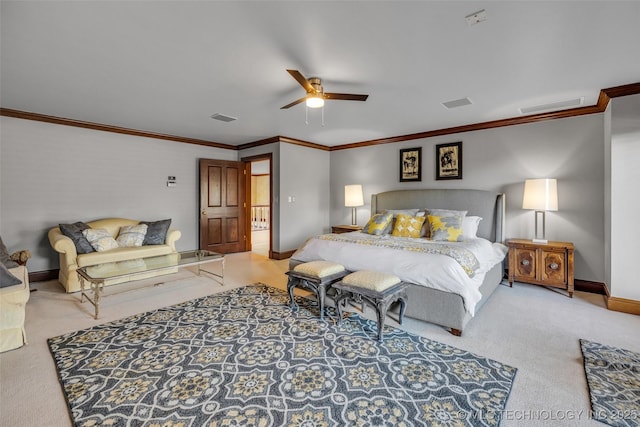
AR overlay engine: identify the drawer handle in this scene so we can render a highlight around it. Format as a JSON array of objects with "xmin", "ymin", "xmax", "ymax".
[
  {"xmin": 521, "ymin": 259, "xmax": 530, "ymax": 266},
  {"xmin": 549, "ymin": 262, "xmax": 559, "ymax": 270}
]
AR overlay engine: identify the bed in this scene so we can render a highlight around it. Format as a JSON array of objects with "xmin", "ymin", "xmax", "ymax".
[{"xmin": 289, "ymin": 188, "xmax": 507, "ymax": 336}]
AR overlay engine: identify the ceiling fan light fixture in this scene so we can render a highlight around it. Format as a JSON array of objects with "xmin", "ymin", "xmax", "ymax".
[{"xmin": 306, "ymin": 95, "xmax": 325, "ymax": 108}]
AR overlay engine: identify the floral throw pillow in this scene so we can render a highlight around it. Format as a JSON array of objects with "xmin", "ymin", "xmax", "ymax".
[
  {"xmin": 391, "ymin": 214, "xmax": 425, "ymax": 238},
  {"xmin": 362, "ymin": 212, "xmax": 394, "ymax": 235},
  {"xmin": 116, "ymin": 224, "xmax": 148, "ymax": 248},
  {"xmin": 427, "ymin": 214, "xmax": 464, "ymax": 242},
  {"xmin": 82, "ymin": 228, "xmax": 119, "ymax": 252}
]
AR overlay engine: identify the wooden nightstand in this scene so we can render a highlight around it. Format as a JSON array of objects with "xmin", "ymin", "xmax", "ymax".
[
  {"xmin": 331, "ymin": 225, "xmax": 363, "ymax": 234},
  {"xmin": 508, "ymin": 239, "xmax": 575, "ymax": 297}
]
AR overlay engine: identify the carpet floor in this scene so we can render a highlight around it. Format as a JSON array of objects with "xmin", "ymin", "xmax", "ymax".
[
  {"xmin": 580, "ymin": 339, "xmax": 640, "ymax": 427},
  {"xmin": 48, "ymin": 284, "xmax": 517, "ymax": 426}
]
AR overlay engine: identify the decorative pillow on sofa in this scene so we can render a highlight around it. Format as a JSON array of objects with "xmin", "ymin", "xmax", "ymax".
[
  {"xmin": 116, "ymin": 224, "xmax": 148, "ymax": 247},
  {"xmin": 362, "ymin": 212, "xmax": 394, "ymax": 236},
  {"xmin": 82, "ymin": 228, "xmax": 119, "ymax": 252},
  {"xmin": 0, "ymin": 263, "xmax": 22, "ymax": 288},
  {"xmin": 0, "ymin": 236, "xmax": 19, "ymax": 268},
  {"xmin": 141, "ymin": 219, "xmax": 171, "ymax": 245},
  {"xmin": 391, "ymin": 214, "xmax": 426, "ymax": 238},
  {"xmin": 59, "ymin": 222, "xmax": 95, "ymax": 254},
  {"xmin": 427, "ymin": 214, "xmax": 464, "ymax": 242}
]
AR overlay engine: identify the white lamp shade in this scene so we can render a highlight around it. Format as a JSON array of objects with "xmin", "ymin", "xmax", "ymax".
[
  {"xmin": 522, "ymin": 179, "xmax": 558, "ymax": 211},
  {"xmin": 345, "ymin": 184, "xmax": 364, "ymax": 207}
]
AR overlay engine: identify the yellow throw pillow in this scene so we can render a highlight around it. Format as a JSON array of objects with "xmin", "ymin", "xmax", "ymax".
[
  {"xmin": 362, "ymin": 212, "xmax": 394, "ymax": 235},
  {"xmin": 391, "ymin": 214, "xmax": 425, "ymax": 238},
  {"xmin": 427, "ymin": 214, "xmax": 464, "ymax": 242}
]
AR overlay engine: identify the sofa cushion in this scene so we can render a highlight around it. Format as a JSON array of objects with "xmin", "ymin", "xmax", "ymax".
[
  {"xmin": 0, "ymin": 266, "xmax": 30, "ymax": 303},
  {"xmin": 77, "ymin": 245, "xmax": 173, "ymax": 268},
  {"xmin": 116, "ymin": 224, "xmax": 148, "ymax": 247},
  {"xmin": 82, "ymin": 228, "xmax": 119, "ymax": 252},
  {"xmin": 59, "ymin": 222, "xmax": 95, "ymax": 254},
  {"xmin": 141, "ymin": 219, "xmax": 171, "ymax": 245},
  {"xmin": 0, "ymin": 236, "xmax": 19, "ymax": 268},
  {"xmin": 0, "ymin": 263, "xmax": 22, "ymax": 288}
]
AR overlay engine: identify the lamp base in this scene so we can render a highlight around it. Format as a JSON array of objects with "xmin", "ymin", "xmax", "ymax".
[{"xmin": 532, "ymin": 238, "xmax": 548, "ymax": 244}]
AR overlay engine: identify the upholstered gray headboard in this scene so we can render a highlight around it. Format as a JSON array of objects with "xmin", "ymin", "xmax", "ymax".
[{"xmin": 371, "ymin": 189, "xmax": 505, "ymax": 243}]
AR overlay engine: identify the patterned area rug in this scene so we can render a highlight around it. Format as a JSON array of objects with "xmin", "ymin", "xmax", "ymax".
[
  {"xmin": 580, "ymin": 339, "xmax": 640, "ymax": 427},
  {"xmin": 48, "ymin": 284, "xmax": 517, "ymax": 426}
]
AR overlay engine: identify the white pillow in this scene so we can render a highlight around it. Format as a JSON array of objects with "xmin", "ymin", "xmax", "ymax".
[
  {"xmin": 116, "ymin": 224, "xmax": 148, "ymax": 247},
  {"xmin": 82, "ymin": 228, "xmax": 119, "ymax": 252},
  {"xmin": 462, "ymin": 216, "xmax": 482, "ymax": 239}
]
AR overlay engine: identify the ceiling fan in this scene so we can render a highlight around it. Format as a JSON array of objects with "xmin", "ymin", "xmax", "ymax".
[{"xmin": 281, "ymin": 69, "xmax": 369, "ymax": 109}]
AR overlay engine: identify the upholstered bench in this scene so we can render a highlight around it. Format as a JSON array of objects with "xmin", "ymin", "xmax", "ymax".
[
  {"xmin": 333, "ymin": 270, "xmax": 408, "ymax": 342},
  {"xmin": 285, "ymin": 261, "xmax": 348, "ymax": 319}
]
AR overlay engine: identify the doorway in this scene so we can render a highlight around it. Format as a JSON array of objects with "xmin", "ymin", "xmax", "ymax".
[
  {"xmin": 199, "ymin": 158, "xmax": 247, "ymax": 254},
  {"xmin": 244, "ymin": 155, "xmax": 272, "ymax": 257}
]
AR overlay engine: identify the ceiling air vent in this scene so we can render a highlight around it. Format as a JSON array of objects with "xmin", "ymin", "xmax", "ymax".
[
  {"xmin": 442, "ymin": 97, "xmax": 473, "ymax": 109},
  {"xmin": 520, "ymin": 97, "xmax": 584, "ymax": 115},
  {"xmin": 210, "ymin": 113, "xmax": 237, "ymax": 122},
  {"xmin": 465, "ymin": 9, "xmax": 487, "ymax": 26}
]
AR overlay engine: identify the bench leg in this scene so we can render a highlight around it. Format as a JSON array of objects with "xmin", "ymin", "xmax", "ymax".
[
  {"xmin": 287, "ymin": 276, "xmax": 298, "ymax": 310},
  {"xmin": 334, "ymin": 292, "xmax": 351, "ymax": 324},
  {"xmin": 318, "ymin": 285, "xmax": 326, "ymax": 320},
  {"xmin": 397, "ymin": 296, "xmax": 407, "ymax": 325},
  {"xmin": 375, "ymin": 298, "xmax": 395, "ymax": 342}
]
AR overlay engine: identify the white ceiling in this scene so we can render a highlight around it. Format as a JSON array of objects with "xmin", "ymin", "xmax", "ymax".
[{"xmin": 2, "ymin": 1, "xmax": 639, "ymax": 147}]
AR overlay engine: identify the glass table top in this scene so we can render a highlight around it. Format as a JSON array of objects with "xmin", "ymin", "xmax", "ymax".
[{"xmin": 78, "ymin": 250, "xmax": 223, "ymax": 281}]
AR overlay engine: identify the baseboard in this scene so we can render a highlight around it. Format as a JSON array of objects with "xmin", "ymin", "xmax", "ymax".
[
  {"xmin": 29, "ymin": 269, "xmax": 59, "ymax": 283},
  {"xmin": 270, "ymin": 250, "xmax": 296, "ymax": 260},
  {"xmin": 574, "ymin": 279, "xmax": 607, "ymax": 295},
  {"xmin": 607, "ymin": 296, "xmax": 640, "ymax": 316}
]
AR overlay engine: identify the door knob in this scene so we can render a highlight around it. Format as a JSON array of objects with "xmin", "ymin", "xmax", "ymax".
[{"xmin": 201, "ymin": 209, "xmax": 206, "ymax": 216}]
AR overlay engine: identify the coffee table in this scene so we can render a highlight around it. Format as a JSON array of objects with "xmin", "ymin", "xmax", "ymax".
[{"xmin": 77, "ymin": 250, "xmax": 224, "ymax": 319}]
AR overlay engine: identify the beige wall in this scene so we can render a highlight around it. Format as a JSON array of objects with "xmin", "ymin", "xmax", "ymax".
[{"xmin": 251, "ymin": 175, "xmax": 270, "ymax": 206}]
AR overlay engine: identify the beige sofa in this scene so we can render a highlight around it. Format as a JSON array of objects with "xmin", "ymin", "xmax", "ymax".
[
  {"xmin": 0, "ymin": 265, "xmax": 30, "ymax": 352},
  {"xmin": 48, "ymin": 218, "xmax": 181, "ymax": 293}
]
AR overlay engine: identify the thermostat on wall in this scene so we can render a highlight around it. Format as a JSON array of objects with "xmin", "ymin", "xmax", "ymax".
[{"xmin": 167, "ymin": 176, "xmax": 177, "ymax": 187}]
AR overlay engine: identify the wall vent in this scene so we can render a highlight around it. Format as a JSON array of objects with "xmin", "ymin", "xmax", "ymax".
[
  {"xmin": 210, "ymin": 113, "xmax": 237, "ymax": 122},
  {"xmin": 442, "ymin": 97, "xmax": 473, "ymax": 109},
  {"xmin": 520, "ymin": 97, "xmax": 584, "ymax": 115}
]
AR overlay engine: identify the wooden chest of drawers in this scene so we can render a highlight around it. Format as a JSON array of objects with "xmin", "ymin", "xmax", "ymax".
[{"xmin": 508, "ymin": 239, "xmax": 575, "ymax": 297}]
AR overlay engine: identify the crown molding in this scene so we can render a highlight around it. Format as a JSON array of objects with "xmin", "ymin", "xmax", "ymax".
[
  {"xmin": 238, "ymin": 135, "xmax": 330, "ymax": 151},
  {"xmin": 330, "ymin": 82, "xmax": 640, "ymax": 151},
  {"xmin": 3, "ymin": 82, "xmax": 638, "ymax": 152},
  {"xmin": 0, "ymin": 108, "xmax": 236, "ymax": 150}
]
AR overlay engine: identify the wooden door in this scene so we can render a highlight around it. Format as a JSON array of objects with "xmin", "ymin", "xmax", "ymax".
[{"xmin": 199, "ymin": 159, "xmax": 248, "ymax": 253}]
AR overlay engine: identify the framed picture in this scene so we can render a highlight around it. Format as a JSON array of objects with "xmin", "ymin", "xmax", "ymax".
[
  {"xmin": 399, "ymin": 147, "xmax": 422, "ymax": 182},
  {"xmin": 436, "ymin": 141, "xmax": 462, "ymax": 180}
]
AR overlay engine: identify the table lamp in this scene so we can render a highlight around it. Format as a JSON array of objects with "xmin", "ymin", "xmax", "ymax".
[
  {"xmin": 522, "ymin": 178, "xmax": 558, "ymax": 244},
  {"xmin": 344, "ymin": 184, "xmax": 364, "ymax": 226}
]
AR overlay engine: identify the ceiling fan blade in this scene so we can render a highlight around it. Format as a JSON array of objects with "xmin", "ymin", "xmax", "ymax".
[
  {"xmin": 280, "ymin": 96, "xmax": 308, "ymax": 109},
  {"xmin": 287, "ymin": 69, "xmax": 315, "ymax": 93},
  {"xmin": 324, "ymin": 93, "xmax": 369, "ymax": 101}
]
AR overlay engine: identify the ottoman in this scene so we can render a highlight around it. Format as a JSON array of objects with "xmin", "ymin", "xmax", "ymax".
[
  {"xmin": 333, "ymin": 270, "xmax": 408, "ymax": 342},
  {"xmin": 285, "ymin": 261, "xmax": 348, "ymax": 319}
]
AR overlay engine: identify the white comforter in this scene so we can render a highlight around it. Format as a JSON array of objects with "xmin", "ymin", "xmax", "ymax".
[{"xmin": 291, "ymin": 232, "xmax": 508, "ymax": 316}]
